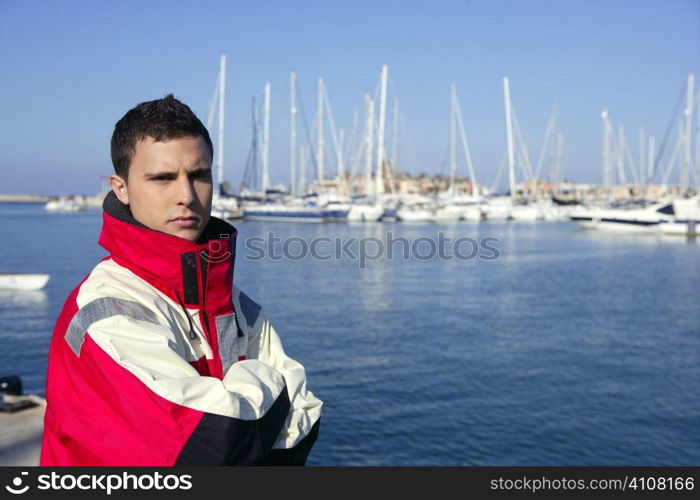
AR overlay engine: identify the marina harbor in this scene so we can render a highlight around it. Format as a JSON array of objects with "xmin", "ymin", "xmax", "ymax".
[{"xmin": 1, "ymin": 1, "xmax": 698, "ymax": 468}]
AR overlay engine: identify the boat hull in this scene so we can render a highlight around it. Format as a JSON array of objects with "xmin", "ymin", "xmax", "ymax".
[
  {"xmin": 659, "ymin": 220, "xmax": 700, "ymax": 236},
  {"xmin": 570, "ymin": 216, "xmax": 662, "ymax": 232}
]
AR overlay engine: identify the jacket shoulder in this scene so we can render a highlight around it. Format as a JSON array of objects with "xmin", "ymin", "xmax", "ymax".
[{"xmin": 76, "ymin": 258, "xmax": 171, "ymax": 310}]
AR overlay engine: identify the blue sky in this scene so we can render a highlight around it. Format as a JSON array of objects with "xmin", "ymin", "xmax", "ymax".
[{"xmin": 0, "ymin": 0, "xmax": 698, "ymax": 195}]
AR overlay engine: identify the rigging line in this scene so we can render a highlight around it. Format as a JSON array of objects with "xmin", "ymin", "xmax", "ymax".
[
  {"xmin": 623, "ymin": 137, "xmax": 640, "ymax": 186},
  {"xmin": 491, "ymin": 150, "xmax": 508, "ymax": 193},
  {"xmin": 533, "ymin": 103, "xmax": 558, "ymax": 181},
  {"xmin": 295, "ymin": 82, "xmax": 319, "ymax": 178},
  {"xmin": 650, "ymin": 80, "xmax": 686, "ymax": 183},
  {"xmin": 455, "ymin": 96, "xmax": 478, "ymax": 185},
  {"xmin": 398, "ymin": 110, "xmax": 417, "ymax": 174}
]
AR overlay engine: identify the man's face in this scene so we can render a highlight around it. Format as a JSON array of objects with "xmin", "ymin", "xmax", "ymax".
[{"xmin": 110, "ymin": 135, "xmax": 213, "ymax": 242}]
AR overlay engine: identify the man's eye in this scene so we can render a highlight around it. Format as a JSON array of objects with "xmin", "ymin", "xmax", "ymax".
[{"xmin": 152, "ymin": 176, "xmax": 169, "ymax": 182}]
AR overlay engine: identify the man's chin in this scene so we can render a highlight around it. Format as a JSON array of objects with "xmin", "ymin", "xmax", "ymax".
[{"xmin": 164, "ymin": 226, "xmax": 201, "ymax": 242}]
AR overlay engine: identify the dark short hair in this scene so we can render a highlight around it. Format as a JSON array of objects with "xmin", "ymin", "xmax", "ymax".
[{"xmin": 111, "ymin": 94, "xmax": 214, "ymax": 180}]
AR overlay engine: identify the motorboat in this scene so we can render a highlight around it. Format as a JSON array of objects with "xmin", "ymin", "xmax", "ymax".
[{"xmin": 569, "ymin": 199, "xmax": 674, "ymax": 232}]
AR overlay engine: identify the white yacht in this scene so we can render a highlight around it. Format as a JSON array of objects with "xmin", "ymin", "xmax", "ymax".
[{"xmin": 569, "ymin": 199, "xmax": 674, "ymax": 232}]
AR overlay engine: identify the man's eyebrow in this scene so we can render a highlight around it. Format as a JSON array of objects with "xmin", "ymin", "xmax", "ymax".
[
  {"xmin": 144, "ymin": 165, "xmax": 211, "ymax": 178},
  {"xmin": 188, "ymin": 164, "xmax": 212, "ymax": 173},
  {"xmin": 144, "ymin": 170, "xmax": 177, "ymax": 178}
]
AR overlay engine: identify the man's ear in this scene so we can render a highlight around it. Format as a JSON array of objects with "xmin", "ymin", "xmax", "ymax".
[{"xmin": 109, "ymin": 174, "xmax": 129, "ymax": 205}]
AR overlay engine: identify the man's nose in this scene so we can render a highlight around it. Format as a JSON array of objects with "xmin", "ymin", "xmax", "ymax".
[{"xmin": 177, "ymin": 177, "xmax": 196, "ymax": 205}]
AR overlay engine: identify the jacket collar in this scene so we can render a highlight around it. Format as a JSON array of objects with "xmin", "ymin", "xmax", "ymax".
[{"xmin": 98, "ymin": 191, "xmax": 237, "ymax": 304}]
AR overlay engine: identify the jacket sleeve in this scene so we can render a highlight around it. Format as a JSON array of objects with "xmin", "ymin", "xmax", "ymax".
[
  {"xmin": 42, "ymin": 287, "xmax": 293, "ymax": 466},
  {"xmin": 234, "ymin": 288, "xmax": 323, "ymax": 465}
]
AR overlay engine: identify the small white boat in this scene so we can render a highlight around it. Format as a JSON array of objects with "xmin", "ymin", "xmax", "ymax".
[
  {"xmin": 45, "ymin": 196, "xmax": 86, "ymax": 212},
  {"xmin": 0, "ymin": 274, "xmax": 50, "ymax": 291}
]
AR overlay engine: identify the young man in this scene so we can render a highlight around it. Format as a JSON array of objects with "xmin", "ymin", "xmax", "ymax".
[{"xmin": 40, "ymin": 95, "xmax": 322, "ymax": 466}]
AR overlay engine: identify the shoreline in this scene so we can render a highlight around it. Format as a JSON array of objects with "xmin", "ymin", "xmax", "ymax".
[{"xmin": 0, "ymin": 195, "xmax": 54, "ymax": 203}]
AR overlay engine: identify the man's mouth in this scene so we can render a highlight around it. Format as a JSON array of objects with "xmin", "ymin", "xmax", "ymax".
[{"xmin": 170, "ymin": 216, "xmax": 199, "ymax": 228}]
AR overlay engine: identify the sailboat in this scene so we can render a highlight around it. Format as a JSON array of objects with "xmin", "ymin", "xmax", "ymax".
[
  {"xmin": 434, "ymin": 84, "xmax": 486, "ymax": 222},
  {"xmin": 208, "ymin": 54, "xmax": 243, "ymax": 220},
  {"xmin": 347, "ymin": 89, "xmax": 385, "ymax": 222},
  {"xmin": 243, "ymin": 77, "xmax": 323, "ymax": 223}
]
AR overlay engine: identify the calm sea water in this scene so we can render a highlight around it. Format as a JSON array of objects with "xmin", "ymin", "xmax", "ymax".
[{"xmin": 1, "ymin": 203, "xmax": 698, "ymax": 465}]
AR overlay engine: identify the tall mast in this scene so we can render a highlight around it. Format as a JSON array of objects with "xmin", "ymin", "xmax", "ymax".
[
  {"xmin": 695, "ymin": 88, "xmax": 700, "ymax": 190},
  {"xmin": 455, "ymin": 89, "xmax": 478, "ymax": 195},
  {"xmin": 217, "ymin": 54, "xmax": 226, "ymax": 187},
  {"xmin": 290, "ymin": 71, "xmax": 297, "ymax": 196},
  {"xmin": 503, "ymin": 77, "xmax": 516, "ymax": 201},
  {"xmin": 390, "ymin": 99, "xmax": 399, "ymax": 180},
  {"xmin": 601, "ymin": 110, "xmax": 611, "ymax": 196},
  {"xmin": 348, "ymin": 110, "xmax": 360, "ymax": 179},
  {"xmin": 375, "ymin": 64, "xmax": 388, "ymax": 195},
  {"xmin": 364, "ymin": 93, "xmax": 375, "ymax": 196},
  {"xmin": 555, "ymin": 132, "xmax": 564, "ymax": 188},
  {"xmin": 449, "ymin": 83, "xmax": 457, "ymax": 197},
  {"xmin": 617, "ymin": 125, "xmax": 627, "ymax": 186},
  {"xmin": 681, "ymin": 73, "xmax": 695, "ymax": 193},
  {"xmin": 339, "ymin": 129, "xmax": 345, "ymax": 190},
  {"xmin": 321, "ymin": 83, "xmax": 345, "ymax": 187},
  {"xmin": 317, "ymin": 77, "xmax": 325, "ymax": 186},
  {"xmin": 638, "ymin": 129, "xmax": 646, "ymax": 189},
  {"xmin": 261, "ymin": 82, "xmax": 271, "ymax": 193},
  {"xmin": 647, "ymin": 135, "xmax": 655, "ymax": 184},
  {"xmin": 299, "ymin": 146, "xmax": 306, "ymax": 195}
]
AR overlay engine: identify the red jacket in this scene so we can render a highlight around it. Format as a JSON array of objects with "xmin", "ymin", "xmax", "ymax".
[{"xmin": 40, "ymin": 192, "xmax": 322, "ymax": 465}]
